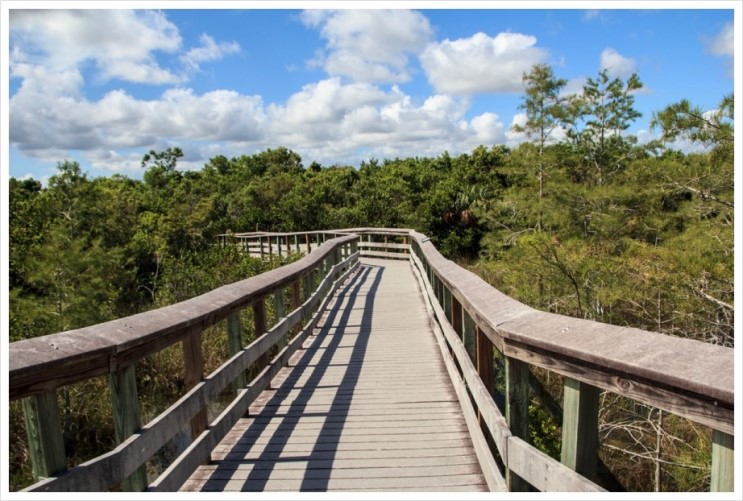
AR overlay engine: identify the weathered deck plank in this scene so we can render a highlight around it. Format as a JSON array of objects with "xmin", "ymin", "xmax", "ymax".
[{"xmin": 181, "ymin": 258, "xmax": 488, "ymax": 492}]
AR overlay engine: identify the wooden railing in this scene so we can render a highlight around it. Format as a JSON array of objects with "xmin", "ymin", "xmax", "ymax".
[
  {"xmin": 9, "ymin": 235, "xmax": 360, "ymax": 491},
  {"xmin": 9, "ymin": 228, "xmax": 734, "ymax": 492},
  {"xmin": 223, "ymin": 228, "xmax": 734, "ymax": 492},
  {"xmin": 406, "ymin": 230, "xmax": 734, "ymax": 492}
]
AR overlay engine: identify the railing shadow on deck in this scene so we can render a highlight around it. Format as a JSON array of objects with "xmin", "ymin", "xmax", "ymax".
[{"xmin": 197, "ymin": 264, "xmax": 382, "ymax": 491}]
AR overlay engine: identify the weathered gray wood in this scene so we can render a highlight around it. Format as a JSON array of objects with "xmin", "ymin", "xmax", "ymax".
[
  {"xmin": 108, "ymin": 365, "xmax": 147, "ymax": 491},
  {"xmin": 408, "ymin": 231, "xmax": 733, "ymax": 434},
  {"xmin": 274, "ymin": 289, "xmax": 286, "ymax": 350},
  {"xmin": 711, "ymin": 430, "xmax": 733, "ymax": 492},
  {"xmin": 155, "ymin": 257, "xmax": 360, "ymax": 492},
  {"xmin": 23, "ymin": 391, "xmax": 66, "ymax": 481},
  {"xmin": 409, "ymin": 250, "xmax": 510, "ymax": 460},
  {"xmin": 183, "ymin": 331, "xmax": 208, "ymax": 440},
  {"xmin": 463, "ymin": 310, "xmax": 477, "ymax": 362},
  {"xmin": 183, "ymin": 258, "xmax": 489, "ymax": 493},
  {"xmin": 503, "ymin": 340, "xmax": 733, "ymax": 435},
  {"xmin": 506, "ymin": 356, "xmax": 530, "ymax": 491},
  {"xmin": 23, "ymin": 252, "xmax": 360, "ymax": 493},
  {"xmin": 291, "ymin": 280, "xmax": 302, "ymax": 336},
  {"xmin": 560, "ymin": 377, "xmax": 599, "ymax": 480},
  {"xmin": 227, "ymin": 312, "xmax": 246, "ymax": 392},
  {"xmin": 357, "ymin": 241, "xmax": 409, "ymax": 250},
  {"xmin": 410, "ymin": 257, "xmax": 506, "ymax": 491},
  {"xmin": 507, "ymin": 437, "xmax": 605, "ymax": 492},
  {"xmin": 358, "ymin": 250, "xmax": 409, "ymax": 259},
  {"xmin": 476, "ymin": 328, "xmax": 494, "ymax": 398},
  {"xmin": 253, "ymin": 298, "xmax": 269, "ymax": 371},
  {"xmin": 10, "ymin": 235, "xmax": 358, "ymax": 401}
]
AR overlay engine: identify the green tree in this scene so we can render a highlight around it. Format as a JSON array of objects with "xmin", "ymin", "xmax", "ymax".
[
  {"xmin": 512, "ymin": 64, "xmax": 568, "ymax": 231},
  {"xmin": 570, "ymin": 70, "xmax": 643, "ymax": 185}
]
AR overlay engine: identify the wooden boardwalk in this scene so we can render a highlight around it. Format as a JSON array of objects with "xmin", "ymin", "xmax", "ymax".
[{"xmin": 181, "ymin": 258, "xmax": 487, "ymax": 492}]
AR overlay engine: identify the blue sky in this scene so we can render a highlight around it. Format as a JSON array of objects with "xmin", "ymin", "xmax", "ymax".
[{"xmin": 2, "ymin": 2, "xmax": 738, "ymax": 183}]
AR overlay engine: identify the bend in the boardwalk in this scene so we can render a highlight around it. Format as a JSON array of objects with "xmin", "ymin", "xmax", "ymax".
[{"xmin": 181, "ymin": 258, "xmax": 488, "ymax": 492}]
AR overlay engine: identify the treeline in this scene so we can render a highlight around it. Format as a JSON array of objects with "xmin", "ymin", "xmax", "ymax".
[{"xmin": 8, "ymin": 65, "xmax": 733, "ymax": 491}]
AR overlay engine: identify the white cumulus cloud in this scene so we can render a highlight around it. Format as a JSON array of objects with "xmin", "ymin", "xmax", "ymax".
[
  {"xmin": 599, "ymin": 47, "xmax": 637, "ymax": 78},
  {"xmin": 420, "ymin": 32, "xmax": 548, "ymax": 94},
  {"xmin": 10, "ymin": 9, "xmax": 185, "ymax": 84},
  {"xmin": 301, "ymin": 9, "xmax": 433, "ymax": 83}
]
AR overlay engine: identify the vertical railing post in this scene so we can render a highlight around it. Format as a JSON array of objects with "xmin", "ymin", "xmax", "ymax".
[
  {"xmin": 227, "ymin": 312, "xmax": 246, "ymax": 391},
  {"xmin": 274, "ymin": 288, "xmax": 286, "ymax": 350},
  {"xmin": 506, "ymin": 356, "xmax": 530, "ymax": 491},
  {"xmin": 295, "ymin": 234, "xmax": 300, "ymax": 254},
  {"xmin": 292, "ymin": 279, "xmax": 302, "ymax": 335},
  {"xmin": 302, "ymin": 271, "xmax": 312, "ymax": 303},
  {"xmin": 443, "ymin": 286, "xmax": 452, "ymax": 324},
  {"xmin": 259, "ymin": 236, "xmax": 264, "ymax": 259},
  {"xmin": 109, "ymin": 365, "xmax": 148, "ymax": 491},
  {"xmin": 22, "ymin": 391, "xmax": 66, "ymax": 482},
  {"xmin": 183, "ymin": 331, "xmax": 208, "ymax": 439},
  {"xmin": 306, "ymin": 233, "xmax": 311, "ymax": 254},
  {"xmin": 253, "ymin": 298, "xmax": 268, "ymax": 370},
  {"xmin": 476, "ymin": 326, "xmax": 494, "ymax": 422},
  {"xmin": 560, "ymin": 377, "xmax": 600, "ymax": 481},
  {"xmin": 268, "ymin": 237, "xmax": 273, "ymax": 259},
  {"xmin": 711, "ymin": 430, "xmax": 734, "ymax": 491},
  {"xmin": 277, "ymin": 236, "xmax": 282, "ymax": 258},
  {"xmin": 462, "ymin": 310, "xmax": 477, "ymax": 362}
]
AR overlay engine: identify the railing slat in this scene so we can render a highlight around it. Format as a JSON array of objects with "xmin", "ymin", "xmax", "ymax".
[
  {"xmin": 23, "ymin": 391, "xmax": 66, "ymax": 482},
  {"xmin": 560, "ymin": 377, "xmax": 600, "ymax": 480},
  {"xmin": 183, "ymin": 330, "xmax": 208, "ymax": 439},
  {"xmin": 108, "ymin": 365, "xmax": 147, "ymax": 491},
  {"xmin": 506, "ymin": 356, "xmax": 530, "ymax": 491},
  {"xmin": 226, "ymin": 312, "xmax": 246, "ymax": 392},
  {"xmin": 711, "ymin": 430, "xmax": 734, "ymax": 492}
]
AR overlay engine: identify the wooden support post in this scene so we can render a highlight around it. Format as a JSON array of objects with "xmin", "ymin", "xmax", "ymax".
[
  {"xmin": 109, "ymin": 365, "xmax": 148, "ymax": 491},
  {"xmin": 302, "ymin": 272, "xmax": 312, "ymax": 303},
  {"xmin": 183, "ymin": 331, "xmax": 208, "ymax": 440},
  {"xmin": 451, "ymin": 297, "xmax": 463, "ymax": 340},
  {"xmin": 253, "ymin": 298, "xmax": 268, "ymax": 370},
  {"xmin": 561, "ymin": 377, "xmax": 600, "ymax": 481},
  {"xmin": 274, "ymin": 289, "xmax": 286, "ymax": 349},
  {"xmin": 286, "ymin": 235, "xmax": 290, "ymax": 255},
  {"xmin": 259, "ymin": 236, "xmax": 264, "ymax": 259},
  {"xmin": 277, "ymin": 236, "xmax": 282, "ymax": 258},
  {"xmin": 443, "ymin": 287, "xmax": 452, "ymax": 324},
  {"xmin": 295, "ymin": 234, "xmax": 300, "ymax": 253},
  {"xmin": 506, "ymin": 356, "xmax": 530, "ymax": 491},
  {"xmin": 463, "ymin": 310, "xmax": 477, "ymax": 362},
  {"xmin": 268, "ymin": 237, "xmax": 273, "ymax": 259},
  {"xmin": 227, "ymin": 312, "xmax": 246, "ymax": 391},
  {"xmin": 711, "ymin": 430, "xmax": 734, "ymax": 491},
  {"xmin": 306, "ymin": 233, "xmax": 311, "ymax": 254},
  {"xmin": 23, "ymin": 391, "xmax": 66, "ymax": 482},
  {"xmin": 476, "ymin": 327, "xmax": 494, "ymax": 397},
  {"xmin": 292, "ymin": 279, "xmax": 302, "ymax": 335}
]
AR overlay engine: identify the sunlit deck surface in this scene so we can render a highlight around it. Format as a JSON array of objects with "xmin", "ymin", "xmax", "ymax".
[{"xmin": 181, "ymin": 258, "xmax": 487, "ymax": 492}]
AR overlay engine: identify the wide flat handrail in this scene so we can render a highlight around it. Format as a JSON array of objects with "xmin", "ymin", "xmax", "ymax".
[
  {"xmin": 408, "ymin": 231, "xmax": 733, "ymax": 432},
  {"xmin": 9, "ymin": 235, "xmax": 358, "ymax": 400}
]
